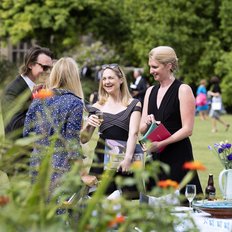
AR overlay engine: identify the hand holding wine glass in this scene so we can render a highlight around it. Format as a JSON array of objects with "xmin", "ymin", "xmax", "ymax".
[
  {"xmin": 185, "ymin": 184, "xmax": 196, "ymax": 208},
  {"xmin": 95, "ymin": 111, "xmax": 104, "ymax": 123},
  {"xmin": 95, "ymin": 110, "xmax": 104, "ymax": 135},
  {"xmin": 85, "ymin": 111, "xmax": 103, "ymax": 128}
]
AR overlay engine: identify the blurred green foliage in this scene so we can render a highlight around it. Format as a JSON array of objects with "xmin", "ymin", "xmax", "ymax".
[
  {"xmin": 0, "ymin": 59, "xmax": 17, "ymax": 90},
  {"xmin": 0, "ymin": 0, "xmax": 232, "ymax": 108},
  {"xmin": 0, "ymin": 118, "xmax": 199, "ymax": 231},
  {"xmin": 0, "ymin": 94, "xmax": 201, "ymax": 231}
]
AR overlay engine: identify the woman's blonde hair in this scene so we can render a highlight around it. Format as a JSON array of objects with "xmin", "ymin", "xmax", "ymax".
[
  {"xmin": 98, "ymin": 65, "xmax": 132, "ymax": 106},
  {"xmin": 48, "ymin": 57, "xmax": 84, "ymax": 99},
  {"xmin": 149, "ymin": 46, "xmax": 178, "ymax": 72}
]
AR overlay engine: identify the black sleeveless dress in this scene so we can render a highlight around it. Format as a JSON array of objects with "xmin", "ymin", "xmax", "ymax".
[
  {"xmin": 147, "ymin": 79, "xmax": 203, "ymax": 195},
  {"xmin": 89, "ymin": 99, "xmax": 141, "ymax": 198}
]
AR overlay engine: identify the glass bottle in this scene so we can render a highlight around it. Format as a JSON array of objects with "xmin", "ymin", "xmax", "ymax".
[{"xmin": 205, "ymin": 174, "xmax": 216, "ymax": 201}]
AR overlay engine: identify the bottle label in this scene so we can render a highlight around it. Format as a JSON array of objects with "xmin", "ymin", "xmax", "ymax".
[{"xmin": 208, "ymin": 192, "xmax": 215, "ymax": 200}]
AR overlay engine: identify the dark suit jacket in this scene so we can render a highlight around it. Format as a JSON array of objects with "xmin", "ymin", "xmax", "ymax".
[
  {"xmin": 133, "ymin": 77, "xmax": 147, "ymax": 105},
  {"xmin": 2, "ymin": 75, "xmax": 32, "ymax": 138}
]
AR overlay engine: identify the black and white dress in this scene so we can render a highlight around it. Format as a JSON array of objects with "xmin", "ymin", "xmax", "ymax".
[{"xmin": 89, "ymin": 99, "xmax": 141, "ymax": 199}]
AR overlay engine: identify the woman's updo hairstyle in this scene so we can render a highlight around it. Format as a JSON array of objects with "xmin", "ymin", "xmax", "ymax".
[{"xmin": 149, "ymin": 46, "xmax": 178, "ymax": 73}]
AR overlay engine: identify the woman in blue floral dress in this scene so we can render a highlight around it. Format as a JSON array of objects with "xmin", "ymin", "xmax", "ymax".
[{"xmin": 23, "ymin": 57, "xmax": 85, "ymax": 193}]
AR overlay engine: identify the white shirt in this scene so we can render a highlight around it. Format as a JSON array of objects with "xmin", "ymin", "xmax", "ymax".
[
  {"xmin": 21, "ymin": 75, "xmax": 36, "ymax": 92},
  {"xmin": 135, "ymin": 76, "xmax": 142, "ymax": 86}
]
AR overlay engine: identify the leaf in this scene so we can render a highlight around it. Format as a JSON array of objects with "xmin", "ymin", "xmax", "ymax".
[
  {"xmin": 14, "ymin": 134, "xmax": 42, "ymax": 146},
  {"xmin": 0, "ymin": 106, "xmax": 5, "ymax": 138},
  {"xmin": 0, "ymin": 170, "xmax": 10, "ymax": 194}
]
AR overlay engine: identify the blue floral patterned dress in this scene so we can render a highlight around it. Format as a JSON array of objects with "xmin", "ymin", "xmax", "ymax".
[{"xmin": 23, "ymin": 88, "xmax": 83, "ymax": 191}]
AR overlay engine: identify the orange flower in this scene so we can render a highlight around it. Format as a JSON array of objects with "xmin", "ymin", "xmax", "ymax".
[
  {"xmin": 33, "ymin": 89, "xmax": 54, "ymax": 99},
  {"xmin": 0, "ymin": 196, "xmax": 10, "ymax": 206},
  {"xmin": 131, "ymin": 160, "xmax": 143, "ymax": 170},
  {"xmin": 183, "ymin": 161, "xmax": 206, "ymax": 171},
  {"xmin": 108, "ymin": 215, "xmax": 125, "ymax": 228},
  {"xmin": 157, "ymin": 179, "xmax": 179, "ymax": 189}
]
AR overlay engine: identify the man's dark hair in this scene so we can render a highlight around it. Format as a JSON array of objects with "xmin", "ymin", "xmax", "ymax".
[
  {"xmin": 210, "ymin": 76, "xmax": 220, "ymax": 84},
  {"xmin": 20, "ymin": 45, "xmax": 53, "ymax": 75}
]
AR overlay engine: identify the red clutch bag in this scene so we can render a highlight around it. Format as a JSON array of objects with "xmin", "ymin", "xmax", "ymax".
[{"xmin": 140, "ymin": 123, "xmax": 171, "ymax": 153}]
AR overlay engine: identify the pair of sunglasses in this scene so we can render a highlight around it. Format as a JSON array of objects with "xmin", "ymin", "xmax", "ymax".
[
  {"xmin": 102, "ymin": 63, "xmax": 119, "ymax": 70},
  {"xmin": 101, "ymin": 63, "xmax": 123, "ymax": 76},
  {"xmin": 35, "ymin": 62, "xmax": 52, "ymax": 72}
]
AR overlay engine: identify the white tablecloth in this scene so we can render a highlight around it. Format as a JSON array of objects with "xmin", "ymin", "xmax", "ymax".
[
  {"xmin": 193, "ymin": 214, "xmax": 232, "ymax": 232},
  {"xmin": 175, "ymin": 211, "xmax": 232, "ymax": 232}
]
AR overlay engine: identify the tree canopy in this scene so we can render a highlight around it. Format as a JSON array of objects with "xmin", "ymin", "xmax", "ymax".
[{"xmin": 1, "ymin": 0, "xmax": 232, "ymax": 107}]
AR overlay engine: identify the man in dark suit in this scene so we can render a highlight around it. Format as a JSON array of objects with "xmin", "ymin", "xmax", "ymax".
[
  {"xmin": 130, "ymin": 69, "xmax": 148, "ymax": 106},
  {"xmin": 2, "ymin": 45, "xmax": 53, "ymax": 139}
]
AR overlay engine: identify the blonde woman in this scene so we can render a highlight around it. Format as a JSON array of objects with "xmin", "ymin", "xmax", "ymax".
[
  {"xmin": 24, "ymin": 57, "xmax": 87, "ymax": 191},
  {"xmin": 81, "ymin": 64, "xmax": 142, "ymax": 199},
  {"xmin": 140, "ymin": 46, "xmax": 203, "ymax": 196}
]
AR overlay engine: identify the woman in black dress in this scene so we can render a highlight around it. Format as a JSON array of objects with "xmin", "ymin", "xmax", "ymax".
[
  {"xmin": 81, "ymin": 64, "xmax": 142, "ymax": 198},
  {"xmin": 140, "ymin": 46, "xmax": 203, "ymax": 195}
]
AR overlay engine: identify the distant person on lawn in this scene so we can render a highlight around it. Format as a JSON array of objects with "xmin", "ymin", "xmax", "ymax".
[
  {"xmin": 207, "ymin": 76, "xmax": 230, "ymax": 133},
  {"xmin": 196, "ymin": 79, "xmax": 209, "ymax": 120}
]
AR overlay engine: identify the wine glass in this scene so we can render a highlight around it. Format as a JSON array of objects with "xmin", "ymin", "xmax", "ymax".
[
  {"xmin": 32, "ymin": 83, "xmax": 44, "ymax": 93},
  {"xmin": 95, "ymin": 111, "xmax": 104, "ymax": 135},
  {"xmin": 32, "ymin": 83, "xmax": 45, "ymax": 98},
  {"xmin": 185, "ymin": 184, "xmax": 196, "ymax": 208}
]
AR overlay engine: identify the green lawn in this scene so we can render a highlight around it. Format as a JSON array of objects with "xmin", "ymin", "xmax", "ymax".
[
  {"xmin": 82, "ymin": 113, "xmax": 232, "ymax": 199},
  {"xmin": 192, "ymin": 114, "xmax": 232, "ymax": 198}
]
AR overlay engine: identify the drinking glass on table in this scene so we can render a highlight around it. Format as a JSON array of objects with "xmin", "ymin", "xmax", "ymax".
[
  {"xmin": 95, "ymin": 110, "xmax": 104, "ymax": 135},
  {"xmin": 185, "ymin": 184, "xmax": 196, "ymax": 208}
]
